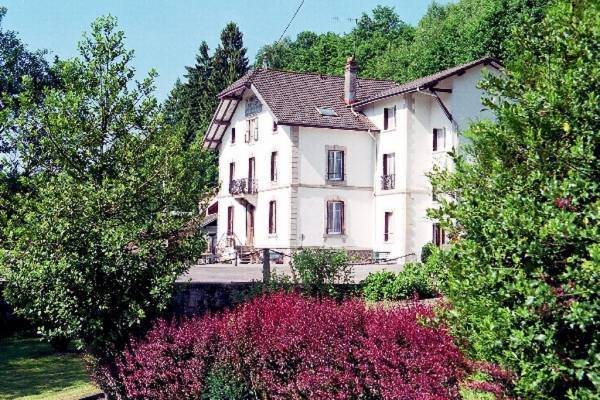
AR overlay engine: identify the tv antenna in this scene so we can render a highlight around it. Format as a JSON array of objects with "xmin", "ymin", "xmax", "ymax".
[{"xmin": 332, "ymin": 16, "xmax": 359, "ymax": 56}]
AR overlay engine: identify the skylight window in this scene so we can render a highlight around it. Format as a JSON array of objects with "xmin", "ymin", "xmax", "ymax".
[{"xmin": 317, "ymin": 107, "xmax": 338, "ymax": 117}]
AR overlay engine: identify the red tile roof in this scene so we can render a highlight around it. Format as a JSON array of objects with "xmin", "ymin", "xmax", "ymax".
[
  {"xmin": 203, "ymin": 57, "xmax": 502, "ymax": 148},
  {"xmin": 219, "ymin": 69, "xmax": 399, "ymax": 132}
]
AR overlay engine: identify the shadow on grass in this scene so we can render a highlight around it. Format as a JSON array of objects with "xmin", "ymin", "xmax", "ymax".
[{"xmin": 0, "ymin": 336, "xmax": 99, "ymax": 400}]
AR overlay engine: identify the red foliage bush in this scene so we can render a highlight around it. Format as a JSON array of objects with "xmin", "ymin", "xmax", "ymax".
[{"xmin": 115, "ymin": 293, "xmax": 471, "ymax": 399}]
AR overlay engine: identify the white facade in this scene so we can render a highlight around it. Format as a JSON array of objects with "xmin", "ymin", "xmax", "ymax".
[{"xmin": 211, "ymin": 63, "xmax": 498, "ymax": 260}]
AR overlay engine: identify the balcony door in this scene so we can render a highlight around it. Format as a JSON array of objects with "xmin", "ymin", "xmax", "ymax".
[
  {"xmin": 382, "ymin": 153, "xmax": 395, "ymax": 190},
  {"xmin": 246, "ymin": 204, "xmax": 255, "ymax": 247},
  {"xmin": 248, "ymin": 157, "xmax": 256, "ymax": 193}
]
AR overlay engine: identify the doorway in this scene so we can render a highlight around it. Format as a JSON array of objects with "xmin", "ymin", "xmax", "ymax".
[{"xmin": 246, "ymin": 204, "xmax": 255, "ymax": 247}]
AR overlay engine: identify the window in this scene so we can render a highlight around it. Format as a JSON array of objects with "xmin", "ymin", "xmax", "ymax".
[
  {"xmin": 272, "ymin": 121, "xmax": 278, "ymax": 132},
  {"xmin": 432, "ymin": 223, "xmax": 446, "ymax": 247},
  {"xmin": 229, "ymin": 162, "xmax": 235, "ymax": 185},
  {"xmin": 245, "ymin": 118, "xmax": 258, "ymax": 143},
  {"xmin": 326, "ymin": 201, "xmax": 344, "ymax": 234},
  {"xmin": 248, "ymin": 158, "xmax": 256, "ymax": 193},
  {"xmin": 231, "ymin": 128, "xmax": 236, "ymax": 144},
  {"xmin": 327, "ymin": 150, "xmax": 344, "ymax": 181},
  {"xmin": 382, "ymin": 153, "xmax": 395, "ymax": 190},
  {"xmin": 383, "ymin": 106, "xmax": 396, "ymax": 130},
  {"xmin": 433, "ymin": 128, "xmax": 447, "ymax": 151},
  {"xmin": 227, "ymin": 206, "xmax": 234, "ymax": 235},
  {"xmin": 268, "ymin": 201, "xmax": 277, "ymax": 234},
  {"xmin": 317, "ymin": 107, "xmax": 338, "ymax": 117},
  {"xmin": 270, "ymin": 152, "xmax": 278, "ymax": 182},
  {"xmin": 384, "ymin": 212, "xmax": 393, "ymax": 242}
]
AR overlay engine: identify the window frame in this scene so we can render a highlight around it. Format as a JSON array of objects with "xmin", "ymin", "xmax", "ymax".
[
  {"xmin": 433, "ymin": 128, "xmax": 447, "ymax": 152},
  {"xmin": 245, "ymin": 117, "xmax": 259, "ymax": 143},
  {"xmin": 384, "ymin": 211, "xmax": 393, "ymax": 242},
  {"xmin": 327, "ymin": 149, "xmax": 345, "ymax": 182},
  {"xmin": 270, "ymin": 151, "xmax": 278, "ymax": 182},
  {"xmin": 227, "ymin": 206, "xmax": 234, "ymax": 236},
  {"xmin": 432, "ymin": 223, "xmax": 446, "ymax": 247},
  {"xmin": 383, "ymin": 105, "xmax": 396, "ymax": 131},
  {"xmin": 326, "ymin": 200, "xmax": 345, "ymax": 235},
  {"xmin": 231, "ymin": 127, "xmax": 236, "ymax": 144},
  {"xmin": 229, "ymin": 162, "xmax": 235, "ymax": 185},
  {"xmin": 268, "ymin": 200, "xmax": 277, "ymax": 235}
]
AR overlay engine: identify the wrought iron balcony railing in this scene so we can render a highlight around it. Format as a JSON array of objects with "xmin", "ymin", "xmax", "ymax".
[
  {"xmin": 381, "ymin": 174, "xmax": 395, "ymax": 190},
  {"xmin": 229, "ymin": 178, "xmax": 258, "ymax": 195}
]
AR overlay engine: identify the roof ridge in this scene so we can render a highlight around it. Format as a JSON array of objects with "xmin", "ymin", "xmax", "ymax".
[
  {"xmin": 399, "ymin": 56, "xmax": 498, "ymax": 86},
  {"xmin": 254, "ymin": 67, "xmax": 398, "ymax": 84},
  {"xmin": 353, "ymin": 56, "xmax": 502, "ymax": 107}
]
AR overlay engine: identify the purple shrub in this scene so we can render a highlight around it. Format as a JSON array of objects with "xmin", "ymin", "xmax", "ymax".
[
  {"xmin": 116, "ymin": 316, "xmax": 222, "ymax": 399},
  {"xmin": 113, "ymin": 293, "xmax": 482, "ymax": 399}
]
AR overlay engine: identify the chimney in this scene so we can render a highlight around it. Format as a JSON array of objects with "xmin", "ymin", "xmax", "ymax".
[{"xmin": 344, "ymin": 56, "xmax": 357, "ymax": 105}]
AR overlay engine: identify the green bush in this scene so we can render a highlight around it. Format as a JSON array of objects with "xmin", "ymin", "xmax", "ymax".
[
  {"xmin": 362, "ymin": 262, "xmax": 439, "ymax": 302},
  {"xmin": 420, "ymin": 242, "xmax": 436, "ymax": 263},
  {"xmin": 292, "ymin": 249, "xmax": 353, "ymax": 298},
  {"xmin": 362, "ymin": 271, "xmax": 396, "ymax": 301},
  {"xmin": 428, "ymin": 2, "xmax": 600, "ymax": 398},
  {"xmin": 201, "ymin": 367, "xmax": 251, "ymax": 400}
]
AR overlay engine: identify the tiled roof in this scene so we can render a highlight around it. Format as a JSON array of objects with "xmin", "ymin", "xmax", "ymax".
[
  {"xmin": 352, "ymin": 57, "xmax": 502, "ymax": 107},
  {"xmin": 203, "ymin": 57, "xmax": 501, "ymax": 149},
  {"xmin": 219, "ymin": 69, "xmax": 398, "ymax": 132}
]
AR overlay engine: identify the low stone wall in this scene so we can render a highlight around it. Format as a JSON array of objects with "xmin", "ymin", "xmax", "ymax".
[
  {"xmin": 170, "ymin": 281, "xmax": 362, "ymax": 317},
  {"xmin": 171, "ymin": 282, "xmax": 257, "ymax": 316}
]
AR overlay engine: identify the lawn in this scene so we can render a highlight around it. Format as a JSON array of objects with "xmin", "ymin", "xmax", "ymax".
[{"xmin": 0, "ymin": 336, "xmax": 100, "ymax": 400}]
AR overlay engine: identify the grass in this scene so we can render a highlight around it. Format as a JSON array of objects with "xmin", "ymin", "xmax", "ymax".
[{"xmin": 0, "ymin": 336, "xmax": 100, "ymax": 400}]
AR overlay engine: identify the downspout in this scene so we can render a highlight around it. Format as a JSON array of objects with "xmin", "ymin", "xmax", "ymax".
[{"xmin": 353, "ymin": 104, "xmax": 379, "ymax": 255}]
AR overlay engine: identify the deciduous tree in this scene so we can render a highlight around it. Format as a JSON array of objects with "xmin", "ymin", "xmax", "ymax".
[
  {"xmin": 1, "ymin": 16, "xmax": 212, "ymax": 366},
  {"xmin": 430, "ymin": 1, "xmax": 599, "ymax": 398}
]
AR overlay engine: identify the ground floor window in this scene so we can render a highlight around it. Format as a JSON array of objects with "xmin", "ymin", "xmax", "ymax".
[
  {"xmin": 326, "ymin": 201, "xmax": 344, "ymax": 234},
  {"xmin": 432, "ymin": 223, "xmax": 446, "ymax": 247},
  {"xmin": 268, "ymin": 201, "xmax": 277, "ymax": 234},
  {"xmin": 384, "ymin": 211, "xmax": 393, "ymax": 242},
  {"xmin": 227, "ymin": 206, "xmax": 234, "ymax": 235}
]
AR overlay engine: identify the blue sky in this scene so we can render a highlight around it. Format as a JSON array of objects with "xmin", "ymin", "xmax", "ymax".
[{"xmin": 1, "ymin": 0, "xmax": 447, "ymax": 99}]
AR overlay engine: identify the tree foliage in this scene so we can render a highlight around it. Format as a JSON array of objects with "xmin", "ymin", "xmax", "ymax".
[
  {"xmin": 429, "ymin": 1, "xmax": 599, "ymax": 398},
  {"xmin": 1, "ymin": 16, "xmax": 214, "ymax": 362},
  {"xmin": 256, "ymin": 1, "xmax": 549, "ymax": 82},
  {"xmin": 164, "ymin": 22, "xmax": 248, "ymax": 145},
  {"xmin": 0, "ymin": 7, "xmax": 58, "ymax": 249}
]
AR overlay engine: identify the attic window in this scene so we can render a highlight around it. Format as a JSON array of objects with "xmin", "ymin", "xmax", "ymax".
[{"xmin": 317, "ymin": 107, "xmax": 338, "ymax": 117}]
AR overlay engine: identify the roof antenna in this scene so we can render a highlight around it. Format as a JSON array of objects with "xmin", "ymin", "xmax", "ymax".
[{"xmin": 332, "ymin": 16, "xmax": 359, "ymax": 57}]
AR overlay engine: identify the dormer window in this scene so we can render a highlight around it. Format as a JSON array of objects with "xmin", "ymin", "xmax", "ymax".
[{"xmin": 317, "ymin": 107, "xmax": 338, "ymax": 117}]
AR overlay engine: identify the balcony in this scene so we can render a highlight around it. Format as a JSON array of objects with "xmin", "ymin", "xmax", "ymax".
[
  {"xmin": 381, "ymin": 174, "xmax": 395, "ymax": 190},
  {"xmin": 229, "ymin": 178, "xmax": 258, "ymax": 196}
]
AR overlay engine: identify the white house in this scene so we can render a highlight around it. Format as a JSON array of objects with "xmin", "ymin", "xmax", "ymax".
[{"xmin": 202, "ymin": 57, "xmax": 502, "ymax": 261}]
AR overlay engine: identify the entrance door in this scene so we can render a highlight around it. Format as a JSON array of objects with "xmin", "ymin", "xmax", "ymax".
[
  {"xmin": 246, "ymin": 205, "xmax": 255, "ymax": 246},
  {"xmin": 248, "ymin": 157, "xmax": 256, "ymax": 193}
]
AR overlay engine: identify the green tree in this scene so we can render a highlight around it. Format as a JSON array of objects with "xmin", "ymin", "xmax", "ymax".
[
  {"xmin": 165, "ymin": 22, "xmax": 248, "ymax": 146},
  {"xmin": 1, "ymin": 15, "xmax": 212, "ymax": 365},
  {"xmin": 0, "ymin": 7, "xmax": 58, "ymax": 250},
  {"xmin": 255, "ymin": 2, "xmax": 549, "ymax": 83},
  {"xmin": 429, "ymin": 1, "xmax": 599, "ymax": 398}
]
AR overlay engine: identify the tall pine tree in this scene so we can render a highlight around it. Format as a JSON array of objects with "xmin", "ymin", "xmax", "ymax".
[{"xmin": 164, "ymin": 22, "xmax": 248, "ymax": 145}]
